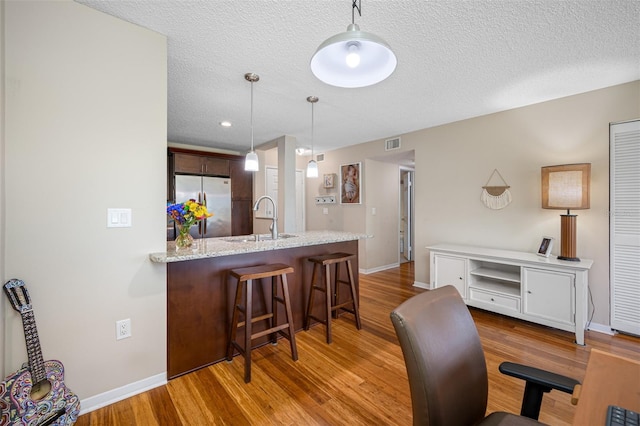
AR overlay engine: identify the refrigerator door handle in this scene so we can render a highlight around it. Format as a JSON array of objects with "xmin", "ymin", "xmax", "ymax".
[
  {"xmin": 203, "ymin": 192, "xmax": 207, "ymax": 234},
  {"xmin": 198, "ymin": 192, "xmax": 203, "ymax": 235}
]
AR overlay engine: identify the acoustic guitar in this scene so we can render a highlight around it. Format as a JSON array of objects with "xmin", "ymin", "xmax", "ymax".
[{"xmin": 1, "ymin": 279, "xmax": 80, "ymax": 425}]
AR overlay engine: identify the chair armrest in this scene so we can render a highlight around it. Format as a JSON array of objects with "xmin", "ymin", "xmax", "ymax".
[
  {"xmin": 499, "ymin": 361, "xmax": 580, "ymax": 394},
  {"xmin": 499, "ymin": 361, "xmax": 581, "ymax": 420}
]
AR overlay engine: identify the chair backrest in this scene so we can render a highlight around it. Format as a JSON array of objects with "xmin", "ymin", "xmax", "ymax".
[{"xmin": 390, "ymin": 286, "xmax": 489, "ymax": 426}]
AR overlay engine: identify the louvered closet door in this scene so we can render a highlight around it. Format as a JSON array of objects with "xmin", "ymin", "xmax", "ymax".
[{"xmin": 610, "ymin": 120, "xmax": 640, "ymax": 336}]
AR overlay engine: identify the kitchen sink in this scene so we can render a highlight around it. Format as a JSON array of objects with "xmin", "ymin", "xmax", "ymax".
[{"xmin": 223, "ymin": 233, "xmax": 297, "ymax": 243}]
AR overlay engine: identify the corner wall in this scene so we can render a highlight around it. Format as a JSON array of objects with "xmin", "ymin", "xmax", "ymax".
[
  {"xmin": 4, "ymin": 0, "xmax": 167, "ymax": 403},
  {"xmin": 308, "ymin": 81, "xmax": 639, "ymax": 328}
]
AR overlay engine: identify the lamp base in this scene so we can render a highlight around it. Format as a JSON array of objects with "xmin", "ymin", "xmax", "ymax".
[
  {"xmin": 559, "ymin": 214, "xmax": 579, "ymax": 261},
  {"xmin": 557, "ymin": 255, "xmax": 580, "ymax": 262}
]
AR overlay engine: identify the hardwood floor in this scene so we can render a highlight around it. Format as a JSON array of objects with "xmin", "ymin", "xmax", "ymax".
[{"xmin": 77, "ymin": 262, "xmax": 640, "ymax": 425}]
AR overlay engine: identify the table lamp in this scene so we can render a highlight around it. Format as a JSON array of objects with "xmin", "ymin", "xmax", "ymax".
[{"xmin": 541, "ymin": 163, "xmax": 591, "ymax": 261}]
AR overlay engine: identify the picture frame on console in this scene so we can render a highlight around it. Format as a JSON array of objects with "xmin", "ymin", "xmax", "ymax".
[{"xmin": 537, "ymin": 236, "xmax": 554, "ymax": 257}]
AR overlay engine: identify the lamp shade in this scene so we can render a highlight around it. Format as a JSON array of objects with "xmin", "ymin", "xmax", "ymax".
[
  {"xmin": 244, "ymin": 151, "xmax": 259, "ymax": 172},
  {"xmin": 541, "ymin": 163, "xmax": 591, "ymax": 210},
  {"xmin": 310, "ymin": 24, "xmax": 397, "ymax": 88},
  {"xmin": 307, "ymin": 160, "xmax": 319, "ymax": 178}
]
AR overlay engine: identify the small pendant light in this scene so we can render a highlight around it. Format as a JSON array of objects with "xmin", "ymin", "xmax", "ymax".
[
  {"xmin": 244, "ymin": 73, "xmax": 259, "ymax": 172},
  {"xmin": 306, "ymin": 96, "xmax": 319, "ymax": 178}
]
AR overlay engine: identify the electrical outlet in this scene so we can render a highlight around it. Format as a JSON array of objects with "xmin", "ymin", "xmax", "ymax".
[{"xmin": 116, "ymin": 318, "xmax": 131, "ymax": 340}]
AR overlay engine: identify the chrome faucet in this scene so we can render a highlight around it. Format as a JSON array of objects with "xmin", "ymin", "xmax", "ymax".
[{"xmin": 253, "ymin": 195, "xmax": 278, "ymax": 240}]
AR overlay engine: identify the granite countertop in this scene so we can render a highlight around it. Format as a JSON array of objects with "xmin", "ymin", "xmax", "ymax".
[{"xmin": 150, "ymin": 230, "xmax": 370, "ymax": 263}]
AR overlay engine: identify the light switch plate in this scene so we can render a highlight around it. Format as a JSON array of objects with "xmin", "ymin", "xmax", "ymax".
[{"xmin": 107, "ymin": 208, "xmax": 132, "ymax": 228}]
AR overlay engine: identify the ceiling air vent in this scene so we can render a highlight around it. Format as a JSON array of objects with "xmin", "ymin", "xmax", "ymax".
[
  {"xmin": 316, "ymin": 153, "xmax": 325, "ymax": 162},
  {"xmin": 385, "ymin": 137, "xmax": 401, "ymax": 151}
]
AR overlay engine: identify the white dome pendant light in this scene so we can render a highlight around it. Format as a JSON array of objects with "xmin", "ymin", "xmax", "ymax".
[
  {"xmin": 244, "ymin": 73, "xmax": 260, "ymax": 172},
  {"xmin": 306, "ymin": 96, "xmax": 319, "ymax": 178},
  {"xmin": 310, "ymin": 0, "xmax": 397, "ymax": 88}
]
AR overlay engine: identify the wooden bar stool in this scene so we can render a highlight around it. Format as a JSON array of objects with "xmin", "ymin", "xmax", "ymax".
[
  {"xmin": 304, "ymin": 253, "xmax": 362, "ymax": 344},
  {"xmin": 226, "ymin": 263, "xmax": 298, "ymax": 383}
]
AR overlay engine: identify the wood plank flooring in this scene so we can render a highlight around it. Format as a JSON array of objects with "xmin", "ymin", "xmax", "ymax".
[{"xmin": 77, "ymin": 262, "xmax": 640, "ymax": 425}]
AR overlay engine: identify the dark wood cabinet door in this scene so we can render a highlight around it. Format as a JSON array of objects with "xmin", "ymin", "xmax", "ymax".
[
  {"xmin": 174, "ymin": 153, "xmax": 230, "ymax": 176},
  {"xmin": 231, "ymin": 200, "xmax": 253, "ymax": 236},
  {"xmin": 202, "ymin": 157, "xmax": 229, "ymax": 176},
  {"xmin": 229, "ymin": 160, "xmax": 253, "ymax": 200},
  {"xmin": 173, "ymin": 153, "xmax": 204, "ymax": 174}
]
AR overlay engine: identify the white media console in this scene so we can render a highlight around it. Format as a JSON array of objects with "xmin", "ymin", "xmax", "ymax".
[{"xmin": 428, "ymin": 244, "xmax": 593, "ymax": 345}]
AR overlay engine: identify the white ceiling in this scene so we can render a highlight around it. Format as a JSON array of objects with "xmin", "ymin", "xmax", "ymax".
[{"xmin": 76, "ymin": 0, "xmax": 640, "ymax": 155}]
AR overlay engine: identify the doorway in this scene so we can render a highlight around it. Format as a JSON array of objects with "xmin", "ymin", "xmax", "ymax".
[
  {"xmin": 265, "ymin": 166, "xmax": 305, "ymax": 232},
  {"xmin": 399, "ymin": 168, "xmax": 414, "ymax": 263}
]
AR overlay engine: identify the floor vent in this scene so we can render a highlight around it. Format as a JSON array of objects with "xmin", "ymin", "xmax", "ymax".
[{"xmin": 385, "ymin": 137, "xmax": 401, "ymax": 151}]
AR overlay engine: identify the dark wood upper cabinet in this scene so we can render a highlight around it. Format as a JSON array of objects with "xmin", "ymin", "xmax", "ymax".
[{"xmin": 174, "ymin": 152, "xmax": 229, "ymax": 177}]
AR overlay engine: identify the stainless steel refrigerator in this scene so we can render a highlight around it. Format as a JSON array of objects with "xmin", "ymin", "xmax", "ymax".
[{"xmin": 172, "ymin": 175, "xmax": 232, "ymax": 239}]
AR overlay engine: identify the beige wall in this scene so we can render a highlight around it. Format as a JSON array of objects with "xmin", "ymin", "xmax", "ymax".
[
  {"xmin": 3, "ymin": 0, "xmax": 167, "ymax": 404},
  {"xmin": 0, "ymin": 0, "xmax": 6, "ymax": 363},
  {"xmin": 308, "ymin": 81, "xmax": 639, "ymax": 328}
]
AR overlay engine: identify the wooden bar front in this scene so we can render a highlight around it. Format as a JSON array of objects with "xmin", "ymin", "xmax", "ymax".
[{"xmin": 167, "ymin": 240, "xmax": 359, "ymax": 379}]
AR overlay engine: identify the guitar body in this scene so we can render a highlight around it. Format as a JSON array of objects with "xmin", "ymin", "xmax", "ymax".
[
  {"xmin": 2, "ymin": 279, "xmax": 80, "ymax": 425},
  {"xmin": 0, "ymin": 360, "xmax": 80, "ymax": 426}
]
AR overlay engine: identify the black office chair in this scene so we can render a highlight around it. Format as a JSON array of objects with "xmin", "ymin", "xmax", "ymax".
[{"xmin": 390, "ymin": 285, "xmax": 580, "ymax": 425}]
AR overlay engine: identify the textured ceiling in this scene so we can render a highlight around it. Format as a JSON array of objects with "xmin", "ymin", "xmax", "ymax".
[{"xmin": 76, "ymin": 0, "xmax": 640, "ymax": 155}]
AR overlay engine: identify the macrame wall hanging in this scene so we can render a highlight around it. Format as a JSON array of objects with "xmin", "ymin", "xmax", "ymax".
[{"xmin": 481, "ymin": 169, "xmax": 512, "ymax": 210}]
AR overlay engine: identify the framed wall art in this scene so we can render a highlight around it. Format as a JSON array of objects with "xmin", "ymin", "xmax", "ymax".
[
  {"xmin": 340, "ymin": 162, "xmax": 361, "ymax": 204},
  {"xmin": 323, "ymin": 173, "xmax": 335, "ymax": 188}
]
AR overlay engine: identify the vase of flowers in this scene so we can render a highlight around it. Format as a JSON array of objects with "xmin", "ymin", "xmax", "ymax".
[{"xmin": 167, "ymin": 199, "xmax": 213, "ymax": 249}]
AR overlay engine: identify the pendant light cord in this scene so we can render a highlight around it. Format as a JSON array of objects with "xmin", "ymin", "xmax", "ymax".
[
  {"xmin": 250, "ymin": 80, "xmax": 254, "ymax": 151},
  {"xmin": 352, "ymin": 0, "xmax": 361, "ymax": 24},
  {"xmin": 311, "ymin": 101, "xmax": 314, "ymax": 158}
]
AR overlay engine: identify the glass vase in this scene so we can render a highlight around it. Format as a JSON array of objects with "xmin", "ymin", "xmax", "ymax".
[{"xmin": 175, "ymin": 224, "xmax": 194, "ymax": 249}]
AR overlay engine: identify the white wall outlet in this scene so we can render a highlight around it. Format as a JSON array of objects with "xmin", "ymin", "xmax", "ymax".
[{"xmin": 116, "ymin": 318, "xmax": 132, "ymax": 340}]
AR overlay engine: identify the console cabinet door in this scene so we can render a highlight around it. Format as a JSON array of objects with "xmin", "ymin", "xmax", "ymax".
[
  {"xmin": 523, "ymin": 268, "xmax": 575, "ymax": 326},
  {"xmin": 433, "ymin": 255, "xmax": 466, "ymax": 299}
]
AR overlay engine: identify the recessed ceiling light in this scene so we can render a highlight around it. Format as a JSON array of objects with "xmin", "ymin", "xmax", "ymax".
[{"xmin": 220, "ymin": 121, "xmax": 232, "ymax": 127}]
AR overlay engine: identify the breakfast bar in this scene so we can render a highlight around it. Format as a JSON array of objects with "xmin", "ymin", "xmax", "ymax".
[{"xmin": 150, "ymin": 230, "xmax": 367, "ymax": 379}]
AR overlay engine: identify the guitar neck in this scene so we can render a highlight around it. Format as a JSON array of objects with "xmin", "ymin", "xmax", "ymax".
[{"xmin": 21, "ymin": 310, "xmax": 47, "ymax": 384}]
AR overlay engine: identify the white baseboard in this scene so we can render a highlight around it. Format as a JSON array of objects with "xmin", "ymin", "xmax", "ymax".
[
  {"xmin": 413, "ymin": 281, "xmax": 430, "ymax": 290},
  {"xmin": 360, "ymin": 263, "xmax": 400, "ymax": 275},
  {"xmin": 586, "ymin": 322, "xmax": 614, "ymax": 336},
  {"xmin": 79, "ymin": 372, "xmax": 167, "ymax": 415}
]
